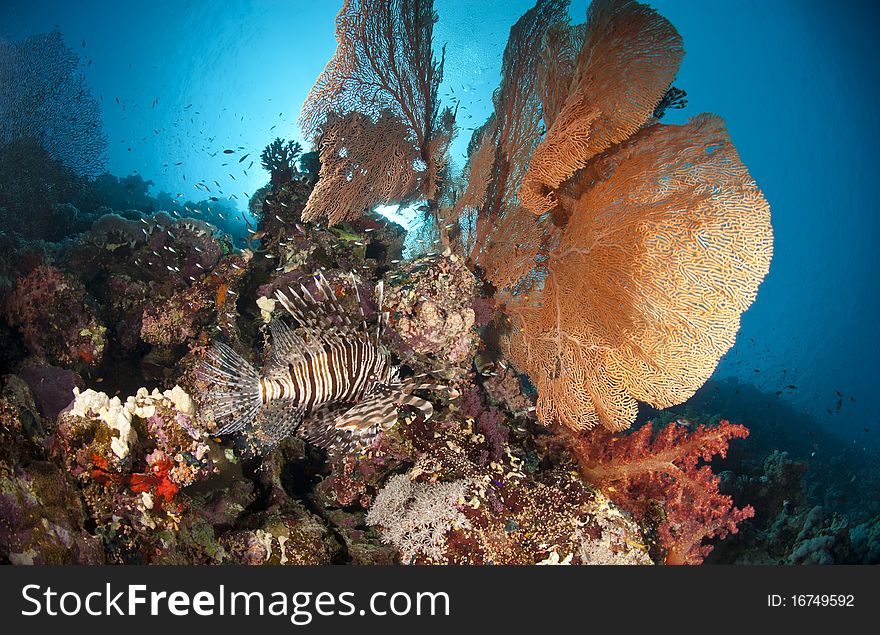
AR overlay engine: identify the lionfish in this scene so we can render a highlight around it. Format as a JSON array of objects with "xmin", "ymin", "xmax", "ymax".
[{"xmin": 200, "ymin": 271, "xmax": 445, "ymax": 455}]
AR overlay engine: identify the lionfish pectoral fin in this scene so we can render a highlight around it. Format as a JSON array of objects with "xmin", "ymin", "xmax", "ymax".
[
  {"xmin": 392, "ymin": 391, "xmax": 434, "ymax": 420},
  {"xmin": 391, "ymin": 380, "xmax": 455, "ymax": 420},
  {"xmin": 297, "ymin": 403, "xmax": 382, "ymax": 457},
  {"xmin": 240, "ymin": 400, "xmax": 307, "ymax": 456},
  {"xmin": 334, "ymin": 395, "xmax": 399, "ymax": 431}
]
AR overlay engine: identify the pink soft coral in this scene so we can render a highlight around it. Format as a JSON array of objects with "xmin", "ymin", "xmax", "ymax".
[{"xmin": 563, "ymin": 419, "xmax": 754, "ymax": 564}]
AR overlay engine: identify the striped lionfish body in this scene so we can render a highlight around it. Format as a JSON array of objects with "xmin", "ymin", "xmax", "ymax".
[{"xmin": 200, "ymin": 271, "xmax": 442, "ymax": 456}]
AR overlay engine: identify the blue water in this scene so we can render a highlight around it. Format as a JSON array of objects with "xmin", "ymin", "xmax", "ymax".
[{"xmin": 1, "ymin": 0, "xmax": 878, "ymax": 452}]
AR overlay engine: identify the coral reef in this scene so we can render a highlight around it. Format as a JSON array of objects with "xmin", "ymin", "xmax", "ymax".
[
  {"xmin": 298, "ymin": 372, "xmax": 650, "ymax": 566},
  {"xmin": 0, "ymin": 0, "xmax": 828, "ymax": 570},
  {"xmin": 2, "ymin": 265, "xmax": 107, "ymax": 368},
  {"xmin": 260, "ymin": 138, "xmax": 302, "ymax": 186},
  {"xmin": 709, "ymin": 447, "xmax": 880, "ymax": 564},
  {"xmin": 0, "ymin": 377, "xmax": 104, "ymax": 564},
  {"xmin": 383, "ymin": 253, "xmax": 478, "ymax": 365}
]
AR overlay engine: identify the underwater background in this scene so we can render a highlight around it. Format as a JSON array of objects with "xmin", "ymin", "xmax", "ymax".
[{"xmin": 0, "ymin": 0, "xmax": 877, "ymax": 565}]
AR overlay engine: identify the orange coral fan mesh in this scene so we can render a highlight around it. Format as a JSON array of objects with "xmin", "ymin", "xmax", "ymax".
[
  {"xmin": 520, "ymin": 0, "xmax": 685, "ymax": 216},
  {"xmin": 302, "ymin": 110, "xmax": 419, "ymax": 225},
  {"xmin": 506, "ymin": 115, "xmax": 772, "ymax": 431},
  {"xmin": 537, "ymin": 22, "xmax": 585, "ymax": 129},
  {"xmin": 423, "ymin": 106, "xmax": 456, "ymax": 203},
  {"xmin": 468, "ymin": 0, "xmax": 568, "ymax": 281},
  {"xmin": 298, "ymin": 0, "xmax": 448, "ymax": 224},
  {"xmin": 299, "ymin": 0, "xmax": 429, "ymax": 142},
  {"xmin": 447, "ymin": 120, "xmax": 496, "ymax": 256},
  {"xmin": 453, "ymin": 122, "xmax": 495, "ymax": 222}
]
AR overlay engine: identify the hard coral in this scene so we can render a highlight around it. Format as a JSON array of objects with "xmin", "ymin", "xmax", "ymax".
[
  {"xmin": 384, "ymin": 253, "xmax": 478, "ymax": 364},
  {"xmin": 0, "ymin": 388, "xmax": 103, "ymax": 564},
  {"xmin": 260, "ymin": 137, "xmax": 302, "ymax": 186},
  {"xmin": 564, "ymin": 419, "xmax": 754, "ymax": 564}
]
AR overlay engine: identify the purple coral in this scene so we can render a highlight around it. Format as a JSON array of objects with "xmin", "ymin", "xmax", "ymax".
[
  {"xmin": 2, "ymin": 265, "xmax": 106, "ymax": 367},
  {"xmin": 477, "ymin": 408, "xmax": 509, "ymax": 464}
]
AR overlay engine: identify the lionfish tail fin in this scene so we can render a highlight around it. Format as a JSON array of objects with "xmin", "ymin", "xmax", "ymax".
[{"xmin": 199, "ymin": 341, "xmax": 263, "ymax": 434}]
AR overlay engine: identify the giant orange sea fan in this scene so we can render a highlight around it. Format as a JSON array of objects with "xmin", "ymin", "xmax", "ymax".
[
  {"xmin": 466, "ymin": 0, "xmax": 569, "ymax": 285},
  {"xmin": 505, "ymin": 114, "xmax": 773, "ymax": 431},
  {"xmin": 519, "ymin": 0, "xmax": 684, "ymax": 217}
]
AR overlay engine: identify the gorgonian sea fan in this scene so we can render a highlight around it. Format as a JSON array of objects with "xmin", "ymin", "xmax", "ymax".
[
  {"xmin": 469, "ymin": 0, "xmax": 773, "ymax": 433},
  {"xmin": 465, "ymin": 0, "xmax": 569, "ymax": 280},
  {"xmin": 303, "ymin": 110, "xmax": 420, "ymax": 225},
  {"xmin": 505, "ymin": 114, "xmax": 772, "ymax": 431},
  {"xmin": 519, "ymin": 0, "xmax": 684, "ymax": 217},
  {"xmin": 298, "ymin": 0, "xmax": 451, "ymax": 224}
]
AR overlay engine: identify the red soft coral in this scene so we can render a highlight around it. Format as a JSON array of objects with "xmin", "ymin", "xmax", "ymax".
[
  {"xmin": 563, "ymin": 419, "xmax": 754, "ymax": 564},
  {"xmin": 89, "ymin": 452, "xmax": 179, "ymax": 508}
]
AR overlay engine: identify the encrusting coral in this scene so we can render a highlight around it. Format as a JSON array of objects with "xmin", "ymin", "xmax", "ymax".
[
  {"xmin": 2, "ymin": 264, "xmax": 107, "ymax": 368},
  {"xmin": 383, "ymin": 253, "xmax": 478, "ymax": 365}
]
